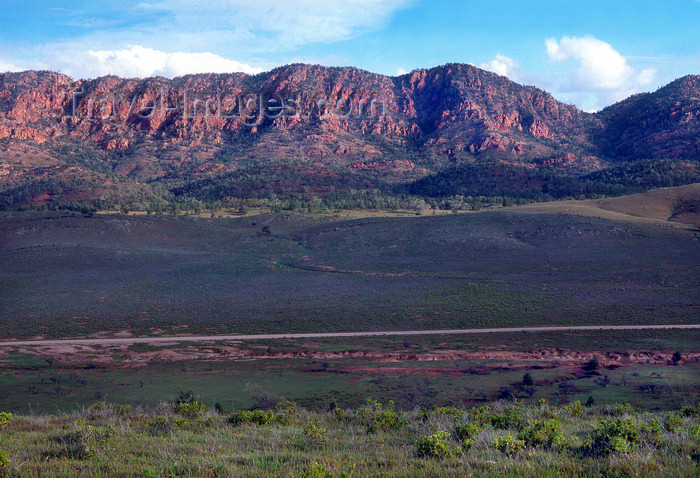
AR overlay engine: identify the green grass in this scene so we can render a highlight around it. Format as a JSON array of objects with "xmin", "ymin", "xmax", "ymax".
[{"xmin": 0, "ymin": 399, "xmax": 698, "ymax": 477}]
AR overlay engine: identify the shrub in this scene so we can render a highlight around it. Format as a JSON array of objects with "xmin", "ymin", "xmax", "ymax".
[
  {"xmin": 467, "ymin": 405, "xmax": 494, "ymax": 426},
  {"xmin": 227, "ymin": 409, "xmax": 275, "ymax": 426},
  {"xmin": 0, "ymin": 412, "xmax": 12, "ymax": 427},
  {"xmin": 274, "ymin": 400, "xmax": 298, "ymax": 424},
  {"xmin": 89, "ymin": 401, "xmax": 109, "ymax": 413},
  {"xmin": 692, "ymin": 424, "xmax": 700, "ymax": 442},
  {"xmin": 584, "ymin": 417, "xmax": 640, "ymax": 455},
  {"xmin": 176, "ymin": 401, "xmax": 206, "ymax": 419},
  {"xmin": 357, "ymin": 399, "xmax": 405, "ymax": 433},
  {"xmin": 0, "ymin": 415, "xmax": 11, "ymax": 471},
  {"xmin": 517, "ymin": 419, "xmax": 566, "ymax": 448},
  {"xmin": 453, "ymin": 421, "xmax": 480, "ymax": 450},
  {"xmin": 303, "ymin": 422, "xmax": 328, "ymax": 445},
  {"xmin": 606, "ymin": 402, "xmax": 636, "ymax": 416},
  {"xmin": 245, "ymin": 384, "xmax": 282, "ymax": 410},
  {"xmin": 522, "ymin": 373, "xmax": 534, "ymax": 386},
  {"xmin": 563, "ymin": 401, "xmax": 585, "ymax": 417},
  {"xmin": 333, "ymin": 407, "xmax": 347, "ymax": 422},
  {"xmin": 583, "ymin": 358, "xmax": 599, "ymax": 372},
  {"xmin": 488, "ymin": 407, "xmax": 527, "ymax": 431},
  {"xmin": 56, "ymin": 422, "xmax": 112, "ymax": 459},
  {"xmin": 416, "ymin": 431, "xmax": 459, "ymax": 459},
  {"xmin": 175, "ymin": 389, "xmax": 196, "ymax": 407},
  {"xmin": 422, "ymin": 406, "xmax": 465, "ymax": 421},
  {"xmin": 116, "ymin": 404, "xmax": 133, "ymax": 417},
  {"xmin": 275, "ymin": 400, "xmax": 299, "ymax": 415},
  {"xmin": 297, "ymin": 464, "xmax": 352, "ymax": 478},
  {"xmin": 172, "ymin": 390, "xmax": 207, "ymax": 418},
  {"xmin": 662, "ymin": 413, "xmax": 683, "ymax": 433},
  {"xmin": 454, "ymin": 421, "xmax": 481, "ymax": 441},
  {"xmin": 492, "ymin": 435, "xmax": 525, "ymax": 455},
  {"xmin": 298, "ymin": 464, "xmax": 333, "ymax": 478},
  {"xmin": 147, "ymin": 415, "xmax": 186, "ymax": 435},
  {"xmin": 671, "ymin": 351, "xmax": 682, "ymax": 365},
  {"xmin": 366, "ymin": 409, "xmax": 405, "ymax": 433}
]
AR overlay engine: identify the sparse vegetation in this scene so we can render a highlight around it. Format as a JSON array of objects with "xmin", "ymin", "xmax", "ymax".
[{"xmin": 0, "ymin": 399, "xmax": 696, "ymax": 476}]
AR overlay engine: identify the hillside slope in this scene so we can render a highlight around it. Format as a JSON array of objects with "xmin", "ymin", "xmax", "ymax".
[{"xmin": 0, "ymin": 66, "xmax": 698, "ymax": 208}]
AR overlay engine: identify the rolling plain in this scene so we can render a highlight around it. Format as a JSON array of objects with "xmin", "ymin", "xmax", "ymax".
[{"xmin": 0, "ymin": 185, "xmax": 698, "ymax": 414}]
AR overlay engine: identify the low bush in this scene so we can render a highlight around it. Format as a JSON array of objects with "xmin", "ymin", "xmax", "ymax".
[
  {"xmin": 0, "ymin": 412, "xmax": 12, "ymax": 470},
  {"xmin": 0, "ymin": 412, "xmax": 12, "ymax": 426},
  {"xmin": 563, "ymin": 401, "xmax": 585, "ymax": 417},
  {"xmin": 53, "ymin": 422, "xmax": 112, "ymax": 460},
  {"xmin": 356, "ymin": 399, "xmax": 405, "ymax": 433},
  {"xmin": 176, "ymin": 401, "xmax": 207, "ymax": 419},
  {"xmin": 422, "ymin": 406, "xmax": 465, "ymax": 421},
  {"xmin": 584, "ymin": 417, "xmax": 640, "ymax": 455},
  {"xmin": 679, "ymin": 404, "xmax": 699, "ymax": 417},
  {"xmin": 488, "ymin": 407, "xmax": 527, "ymax": 431},
  {"xmin": 173, "ymin": 389, "xmax": 207, "ymax": 418},
  {"xmin": 275, "ymin": 400, "xmax": 299, "ymax": 415},
  {"xmin": 332, "ymin": 407, "xmax": 347, "ymax": 422},
  {"xmin": 453, "ymin": 422, "xmax": 481, "ymax": 449},
  {"xmin": 303, "ymin": 422, "xmax": 329, "ymax": 445},
  {"xmin": 415, "ymin": 431, "xmax": 459, "ymax": 459},
  {"xmin": 491, "ymin": 435, "xmax": 525, "ymax": 455},
  {"xmin": 147, "ymin": 415, "xmax": 187, "ymax": 435},
  {"xmin": 663, "ymin": 412, "xmax": 685, "ymax": 432},
  {"xmin": 297, "ymin": 463, "xmax": 352, "ymax": 478},
  {"xmin": 517, "ymin": 419, "xmax": 566, "ymax": 448},
  {"xmin": 116, "ymin": 404, "xmax": 133, "ymax": 417},
  {"xmin": 274, "ymin": 400, "xmax": 299, "ymax": 424},
  {"xmin": 227, "ymin": 409, "xmax": 275, "ymax": 426}
]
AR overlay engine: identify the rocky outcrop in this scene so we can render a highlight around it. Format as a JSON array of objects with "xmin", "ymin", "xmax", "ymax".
[
  {"xmin": 0, "ymin": 65, "xmax": 698, "ymax": 204},
  {"xmin": 0, "ymin": 65, "xmax": 595, "ymax": 159}
]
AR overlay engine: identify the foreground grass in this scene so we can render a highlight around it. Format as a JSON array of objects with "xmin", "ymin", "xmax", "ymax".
[{"xmin": 0, "ymin": 398, "xmax": 698, "ymax": 477}]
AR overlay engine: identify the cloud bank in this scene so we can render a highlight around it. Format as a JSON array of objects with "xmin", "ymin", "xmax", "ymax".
[
  {"xmin": 478, "ymin": 36, "xmax": 658, "ymax": 112},
  {"xmin": 48, "ymin": 45, "xmax": 262, "ymax": 79},
  {"xmin": 545, "ymin": 35, "xmax": 656, "ymax": 111},
  {"xmin": 0, "ymin": 1, "xmax": 414, "ymax": 80}
]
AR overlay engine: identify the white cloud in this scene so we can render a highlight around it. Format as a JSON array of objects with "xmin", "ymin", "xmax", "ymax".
[
  {"xmin": 545, "ymin": 35, "xmax": 657, "ymax": 110},
  {"xmin": 480, "ymin": 54, "xmax": 521, "ymax": 82},
  {"xmin": 0, "ymin": 58, "xmax": 25, "ymax": 73},
  {"xmin": 137, "ymin": 0, "xmax": 415, "ymax": 50},
  {"xmin": 1, "ymin": 1, "xmax": 414, "ymax": 79},
  {"xmin": 396, "ymin": 67, "xmax": 408, "ymax": 75},
  {"xmin": 47, "ymin": 45, "xmax": 262, "ymax": 79}
]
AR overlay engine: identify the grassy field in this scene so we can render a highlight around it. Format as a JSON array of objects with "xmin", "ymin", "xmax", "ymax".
[
  {"xmin": 1, "ymin": 198, "xmax": 698, "ymax": 340},
  {"xmin": 0, "ymin": 398, "xmax": 698, "ymax": 477},
  {"xmin": 0, "ymin": 189, "xmax": 698, "ymax": 475}
]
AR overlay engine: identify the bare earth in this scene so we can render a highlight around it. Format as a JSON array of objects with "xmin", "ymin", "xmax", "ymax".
[{"xmin": 0, "ymin": 325, "xmax": 698, "ymax": 373}]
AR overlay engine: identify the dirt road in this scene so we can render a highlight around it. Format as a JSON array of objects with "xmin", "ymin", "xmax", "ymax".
[{"xmin": 0, "ymin": 324, "xmax": 698, "ymax": 348}]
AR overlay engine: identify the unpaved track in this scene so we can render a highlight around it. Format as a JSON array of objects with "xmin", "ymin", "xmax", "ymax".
[{"xmin": 0, "ymin": 324, "xmax": 698, "ymax": 348}]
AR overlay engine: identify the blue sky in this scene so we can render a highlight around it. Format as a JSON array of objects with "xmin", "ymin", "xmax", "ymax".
[{"xmin": 1, "ymin": 0, "xmax": 698, "ymax": 111}]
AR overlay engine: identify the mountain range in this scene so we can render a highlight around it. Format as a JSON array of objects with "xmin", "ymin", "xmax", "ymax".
[{"xmin": 0, "ymin": 64, "xmax": 698, "ymax": 211}]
